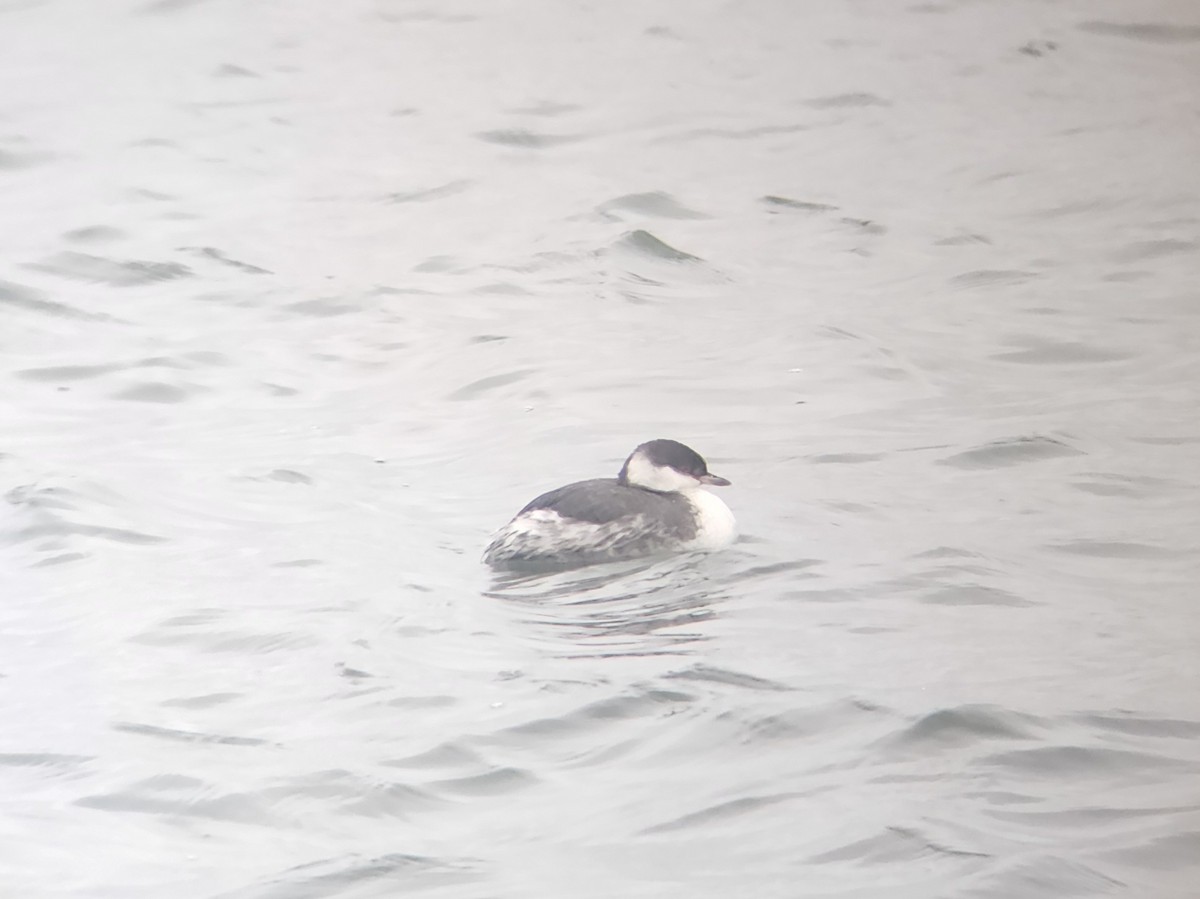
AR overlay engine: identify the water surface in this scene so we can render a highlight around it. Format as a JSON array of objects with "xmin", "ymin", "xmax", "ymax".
[{"xmin": 2, "ymin": 1, "xmax": 1199, "ymax": 896}]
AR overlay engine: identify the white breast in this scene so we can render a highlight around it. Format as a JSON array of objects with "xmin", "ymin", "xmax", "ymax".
[{"xmin": 683, "ymin": 489, "xmax": 737, "ymax": 550}]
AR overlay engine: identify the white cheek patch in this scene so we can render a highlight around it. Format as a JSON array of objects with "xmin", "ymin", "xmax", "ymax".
[{"xmin": 624, "ymin": 455, "xmax": 698, "ymax": 493}]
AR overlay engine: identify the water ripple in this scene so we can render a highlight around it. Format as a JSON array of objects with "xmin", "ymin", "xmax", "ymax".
[
  {"xmin": 609, "ymin": 229, "xmax": 704, "ymax": 263},
  {"xmin": 807, "ymin": 824, "xmax": 990, "ymax": 864},
  {"xmin": 597, "ymin": 191, "xmax": 709, "ymax": 220},
  {"xmin": 0, "ymin": 278, "xmax": 112, "ymax": 320},
  {"xmin": 1078, "ymin": 21, "xmax": 1200, "ymax": 43},
  {"xmin": 938, "ymin": 436, "xmax": 1084, "ymax": 469},
  {"xmin": 476, "ymin": 129, "xmax": 577, "ymax": 149},
  {"xmin": 881, "ymin": 705, "xmax": 1045, "ymax": 753},
  {"xmin": 216, "ymin": 852, "xmax": 484, "ymax": 899},
  {"xmin": 27, "ymin": 251, "xmax": 191, "ymax": 286}
]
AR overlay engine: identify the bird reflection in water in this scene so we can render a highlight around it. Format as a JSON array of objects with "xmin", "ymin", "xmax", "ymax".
[{"xmin": 483, "ymin": 553, "xmax": 731, "ymax": 658}]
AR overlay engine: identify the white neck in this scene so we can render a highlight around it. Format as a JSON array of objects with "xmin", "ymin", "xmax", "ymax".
[{"xmin": 684, "ymin": 490, "xmax": 738, "ymax": 549}]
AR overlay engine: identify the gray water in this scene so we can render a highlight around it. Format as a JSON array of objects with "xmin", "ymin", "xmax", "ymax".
[{"xmin": 3, "ymin": 1, "xmax": 1199, "ymax": 896}]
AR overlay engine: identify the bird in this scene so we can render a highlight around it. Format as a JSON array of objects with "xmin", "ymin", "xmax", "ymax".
[{"xmin": 483, "ymin": 439, "xmax": 736, "ymax": 567}]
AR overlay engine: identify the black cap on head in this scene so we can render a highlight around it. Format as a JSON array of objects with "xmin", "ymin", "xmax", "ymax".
[{"xmin": 640, "ymin": 439, "xmax": 707, "ymax": 474}]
